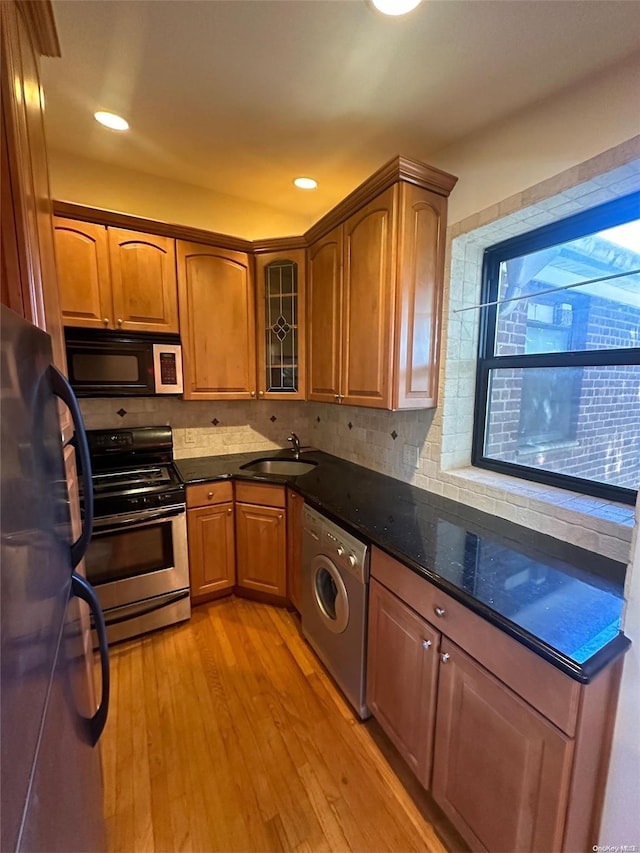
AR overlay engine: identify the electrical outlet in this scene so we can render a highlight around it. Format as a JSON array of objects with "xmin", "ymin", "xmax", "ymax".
[
  {"xmin": 185, "ymin": 428, "xmax": 196, "ymax": 445},
  {"xmin": 402, "ymin": 444, "xmax": 419, "ymax": 469}
]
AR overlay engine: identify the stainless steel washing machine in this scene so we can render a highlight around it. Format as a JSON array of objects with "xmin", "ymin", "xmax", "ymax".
[{"xmin": 301, "ymin": 504, "xmax": 370, "ymax": 719}]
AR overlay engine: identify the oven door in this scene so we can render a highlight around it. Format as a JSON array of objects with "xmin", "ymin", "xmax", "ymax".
[{"xmin": 85, "ymin": 506, "xmax": 189, "ymax": 613}]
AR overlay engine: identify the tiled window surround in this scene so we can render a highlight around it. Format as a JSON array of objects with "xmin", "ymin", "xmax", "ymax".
[{"xmin": 78, "ymin": 137, "xmax": 640, "ymax": 567}]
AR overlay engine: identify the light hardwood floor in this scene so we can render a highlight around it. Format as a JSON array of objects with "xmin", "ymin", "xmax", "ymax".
[{"xmin": 100, "ymin": 597, "xmax": 461, "ymax": 852}]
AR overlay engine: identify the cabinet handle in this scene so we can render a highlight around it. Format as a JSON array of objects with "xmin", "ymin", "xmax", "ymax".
[
  {"xmin": 102, "ymin": 317, "xmax": 109, "ymax": 326},
  {"xmin": 422, "ymin": 639, "xmax": 432, "ymax": 650},
  {"xmin": 440, "ymin": 653, "xmax": 450, "ymax": 664},
  {"xmin": 334, "ymin": 394, "xmax": 340, "ymax": 400},
  {"xmin": 227, "ymin": 508, "xmax": 232, "ymax": 515},
  {"xmin": 250, "ymin": 391, "xmax": 256, "ymax": 397},
  {"xmin": 291, "ymin": 493, "xmax": 296, "ymax": 499},
  {"xmin": 258, "ymin": 391, "xmax": 264, "ymax": 397},
  {"xmin": 207, "ymin": 491, "xmax": 214, "ymax": 498},
  {"xmin": 278, "ymin": 514, "xmax": 283, "ymax": 520},
  {"xmin": 116, "ymin": 318, "xmax": 123, "ymax": 326},
  {"xmin": 434, "ymin": 606, "xmax": 446, "ymax": 618}
]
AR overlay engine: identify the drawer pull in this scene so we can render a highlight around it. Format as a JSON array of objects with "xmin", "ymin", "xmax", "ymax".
[
  {"xmin": 440, "ymin": 653, "xmax": 450, "ymax": 664},
  {"xmin": 422, "ymin": 639, "xmax": 432, "ymax": 650},
  {"xmin": 434, "ymin": 606, "xmax": 446, "ymax": 618},
  {"xmin": 208, "ymin": 491, "xmax": 214, "ymax": 498}
]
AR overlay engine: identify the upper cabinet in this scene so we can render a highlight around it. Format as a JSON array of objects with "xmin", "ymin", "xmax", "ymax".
[
  {"xmin": 177, "ymin": 240, "xmax": 256, "ymax": 400},
  {"xmin": 308, "ymin": 178, "xmax": 452, "ymax": 411},
  {"xmin": 53, "ymin": 218, "xmax": 179, "ymax": 333},
  {"xmin": 307, "ymin": 226, "xmax": 343, "ymax": 403},
  {"xmin": 255, "ymin": 248, "xmax": 306, "ymax": 400}
]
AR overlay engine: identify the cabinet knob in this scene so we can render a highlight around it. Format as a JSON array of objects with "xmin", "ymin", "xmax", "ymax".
[
  {"xmin": 258, "ymin": 391, "xmax": 264, "ymax": 397},
  {"xmin": 434, "ymin": 606, "xmax": 446, "ymax": 618},
  {"xmin": 291, "ymin": 493, "xmax": 296, "ymax": 499},
  {"xmin": 116, "ymin": 318, "xmax": 123, "ymax": 326},
  {"xmin": 250, "ymin": 391, "xmax": 256, "ymax": 397},
  {"xmin": 422, "ymin": 639, "xmax": 432, "ymax": 650},
  {"xmin": 278, "ymin": 514, "xmax": 283, "ymax": 520},
  {"xmin": 207, "ymin": 491, "xmax": 214, "ymax": 498},
  {"xmin": 227, "ymin": 508, "xmax": 232, "ymax": 515},
  {"xmin": 440, "ymin": 653, "xmax": 450, "ymax": 664},
  {"xmin": 102, "ymin": 318, "xmax": 109, "ymax": 326}
]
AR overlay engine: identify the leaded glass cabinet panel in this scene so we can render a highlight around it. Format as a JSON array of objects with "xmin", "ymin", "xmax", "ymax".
[{"xmin": 255, "ymin": 249, "xmax": 306, "ymax": 400}]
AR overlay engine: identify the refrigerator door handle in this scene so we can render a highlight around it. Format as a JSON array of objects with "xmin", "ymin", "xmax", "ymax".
[
  {"xmin": 72, "ymin": 573, "xmax": 110, "ymax": 746},
  {"xmin": 48, "ymin": 365, "xmax": 94, "ymax": 569}
]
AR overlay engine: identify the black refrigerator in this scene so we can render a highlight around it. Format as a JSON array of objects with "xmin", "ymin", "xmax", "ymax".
[{"xmin": 1, "ymin": 305, "xmax": 109, "ymax": 852}]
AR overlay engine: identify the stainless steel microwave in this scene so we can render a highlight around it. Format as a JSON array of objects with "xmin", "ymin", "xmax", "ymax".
[{"xmin": 65, "ymin": 330, "xmax": 183, "ymax": 397}]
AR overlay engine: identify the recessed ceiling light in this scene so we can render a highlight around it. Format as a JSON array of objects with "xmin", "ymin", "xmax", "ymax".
[
  {"xmin": 294, "ymin": 177, "xmax": 317, "ymax": 190},
  {"xmin": 369, "ymin": 0, "xmax": 422, "ymax": 15},
  {"xmin": 94, "ymin": 111, "xmax": 129, "ymax": 131}
]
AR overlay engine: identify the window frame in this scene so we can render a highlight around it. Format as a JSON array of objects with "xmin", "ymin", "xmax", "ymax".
[{"xmin": 472, "ymin": 191, "xmax": 640, "ymax": 506}]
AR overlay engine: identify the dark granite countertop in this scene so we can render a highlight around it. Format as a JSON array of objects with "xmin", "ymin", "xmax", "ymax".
[{"xmin": 175, "ymin": 449, "xmax": 630, "ymax": 682}]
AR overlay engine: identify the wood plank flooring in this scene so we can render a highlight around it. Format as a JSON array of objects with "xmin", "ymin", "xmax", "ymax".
[{"xmin": 100, "ymin": 597, "xmax": 459, "ymax": 852}]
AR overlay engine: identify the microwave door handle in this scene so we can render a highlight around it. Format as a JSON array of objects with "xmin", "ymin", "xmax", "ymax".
[
  {"xmin": 48, "ymin": 365, "xmax": 94, "ymax": 568},
  {"xmin": 71, "ymin": 572, "xmax": 110, "ymax": 745}
]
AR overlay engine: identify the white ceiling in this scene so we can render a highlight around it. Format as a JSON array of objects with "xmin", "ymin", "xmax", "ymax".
[{"xmin": 42, "ymin": 0, "xmax": 640, "ymax": 226}]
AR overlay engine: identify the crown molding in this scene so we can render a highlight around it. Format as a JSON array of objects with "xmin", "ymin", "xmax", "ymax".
[
  {"xmin": 53, "ymin": 155, "xmax": 457, "ymax": 254},
  {"xmin": 52, "ymin": 201, "xmax": 254, "ymax": 253},
  {"xmin": 304, "ymin": 155, "xmax": 458, "ymax": 245}
]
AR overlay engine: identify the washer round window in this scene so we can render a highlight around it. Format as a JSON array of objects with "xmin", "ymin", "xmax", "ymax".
[{"xmin": 311, "ymin": 556, "xmax": 349, "ymax": 633}]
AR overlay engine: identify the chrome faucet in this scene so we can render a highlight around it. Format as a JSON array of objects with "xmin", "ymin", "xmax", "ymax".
[{"xmin": 288, "ymin": 432, "xmax": 301, "ymax": 459}]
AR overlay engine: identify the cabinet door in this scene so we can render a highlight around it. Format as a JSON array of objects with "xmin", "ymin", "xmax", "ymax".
[
  {"xmin": 235, "ymin": 502, "xmax": 286, "ymax": 598},
  {"xmin": 393, "ymin": 183, "xmax": 447, "ymax": 409},
  {"xmin": 367, "ymin": 579, "xmax": 439, "ymax": 788},
  {"xmin": 307, "ymin": 226, "xmax": 342, "ymax": 403},
  {"xmin": 187, "ymin": 502, "xmax": 235, "ymax": 602},
  {"xmin": 286, "ymin": 489, "xmax": 303, "ymax": 611},
  {"xmin": 432, "ymin": 639, "xmax": 573, "ymax": 853},
  {"xmin": 342, "ymin": 186, "xmax": 397, "ymax": 409},
  {"xmin": 177, "ymin": 240, "xmax": 256, "ymax": 400},
  {"xmin": 255, "ymin": 249, "xmax": 306, "ymax": 400},
  {"xmin": 108, "ymin": 227, "xmax": 178, "ymax": 333},
  {"xmin": 53, "ymin": 218, "xmax": 111, "ymax": 329}
]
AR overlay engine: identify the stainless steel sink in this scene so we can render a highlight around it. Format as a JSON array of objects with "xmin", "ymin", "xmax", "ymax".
[{"xmin": 240, "ymin": 458, "xmax": 318, "ymax": 476}]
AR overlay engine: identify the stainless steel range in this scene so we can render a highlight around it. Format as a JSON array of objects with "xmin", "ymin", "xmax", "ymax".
[{"xmin": 82, "ymin": 426, "xmax": 190, "ymax": 644}]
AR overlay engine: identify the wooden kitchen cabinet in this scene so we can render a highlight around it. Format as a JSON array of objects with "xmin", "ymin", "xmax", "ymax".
[
  {"xmin": 255, "ymin": 249, "xmax": 306, "ymax": 400},
  {"xmin": 286, "ymin": 488, "xmax": 303, "ymax": 611},
  {"xmin": 307, "ymin": 226, "xmax": 343, "ymax": 403},
  {"xmin": 367, "ymin": 578, "xmax": 439, "ymax": 787},
  {"xmin": 177, "ymin": 240, "xmax": 256, "ymax": 400},
  {"xmin": 432, "ymin": 638, "xmax": 573, "ymax": 853},
  {"xmin": 307, "ymin": 169, "xmax": 454, "ymax": 410},
  {"xmin": 368, "ymin": 547, "xmax": 624, "ymax": 853},
  {"xmin": 54, "ymin": 219, "xmax": 179, "ymax": 333},
  {"xmin": 235, "ymin": 483, "xmax": 287, "ymax": 600},
  {"xmin": 187, "ymin": 481, "xmax": 235, "ymax": 603}
]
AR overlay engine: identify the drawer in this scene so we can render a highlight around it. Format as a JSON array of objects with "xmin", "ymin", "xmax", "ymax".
[
  {"xmin": 371, "ymin": 547, "xmax": 581, "ymax": 736},
  {"xmin": 235, "ymin": 481, "xmax": 286, "ymax": 508},
  {"xmin": 187, "ymin": 480, "xmax": 233, "ymax": 508}
]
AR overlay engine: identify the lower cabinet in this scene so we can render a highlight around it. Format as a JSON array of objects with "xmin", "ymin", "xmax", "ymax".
[
  {"xmin": 367, "ymin": 579, "xmax": 439, "ymax": 787},
  {"xmin": 235, "ymin": 482, "xmax": 287, "ymax": 600},
  {"xmin": 432, "ymin": 638, "xmax": 572, "ymax": 853},
  {"xmin": 187, "ymin": 482, "xmax": 235, "ymax": 603},
  {"xmin": 367, "ymin": 547, "xmax": 623, "ymax": 853}
]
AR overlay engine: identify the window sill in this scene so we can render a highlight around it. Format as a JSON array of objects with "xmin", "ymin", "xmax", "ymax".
[{"xmin": 439, "ymin": 466, "xmax": 635, "ymax": 563}]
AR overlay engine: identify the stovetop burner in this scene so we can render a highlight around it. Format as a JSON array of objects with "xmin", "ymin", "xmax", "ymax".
[{"xmin": 84, "ymin": 426, "xmax": 185, "ymax": 518}]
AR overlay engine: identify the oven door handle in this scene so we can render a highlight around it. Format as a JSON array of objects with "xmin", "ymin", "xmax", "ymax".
[
  {"xmin": 72, "ymin": 572, "xmax": 110, "ymax": 746},
  {"xmin": 102, "ymin": 590, "xmax": 190, "ymax": 628},
  {"xmin": 92, "ymin": 505, "xmax": 185, "ymax": 534},
  {"xmin": 48, "ymin": 365, "xmax": 94, "ymax": 569}
]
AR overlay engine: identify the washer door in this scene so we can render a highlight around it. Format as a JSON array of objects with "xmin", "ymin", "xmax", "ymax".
[{"xmin": 310, "ymin": 555, "xmax": 349, "ymax": 634}]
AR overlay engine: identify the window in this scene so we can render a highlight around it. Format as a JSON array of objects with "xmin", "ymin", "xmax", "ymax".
[{"xmin": 473, "ymin": 192, "xmax": 640, "ymax": 505}]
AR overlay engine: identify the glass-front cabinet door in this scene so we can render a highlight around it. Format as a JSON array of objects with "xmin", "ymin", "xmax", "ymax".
[{"xmin": 255, "ymin": 248, "xmax": 306, "ymax": 400}]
